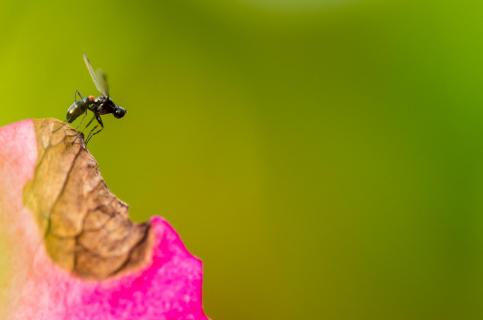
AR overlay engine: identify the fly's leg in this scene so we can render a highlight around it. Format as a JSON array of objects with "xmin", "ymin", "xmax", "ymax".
[
  {"xmin": 75, "ymin": 110, "xmax": 88, "ymax": 130},
  {"xmin": 86, "ymin": 125, "xmax": 103, "ymax": 144},
  {"xmin": 53, "ymin": 90, "xmax": 85, "ymax": 134},
  {"xmin": 73, "ymin": 90, "xmax": 87, "ymax": 130},
  {"xmin": 68, "ymin": 128, "xmax": 86, "ymax": 146},
  {"xmin": 65, "ymin": 125, "xmax": 85, "ymax": 146},
  {"xmin": 85, "ymin": 113, "xmax": 104, "ymax": 144},
  {"xmin": 67, "ymin": 113, "xmax": 96, "ymax": 145},
  {"xmin": 84, "ymin": 113, "xmax": 97, "ymax": 131},
  {"xmin": 67, "ymin": 91, "xmax": 88, "ymax": 143},
  {"xmin": 75, "ymin": 89, "xmax": 84, "ymax": 101},
  {"xmin": 85, "ymin": 125, "xmax": 97, "ymax": 145},
  {"xmin": 67, "ymin": 106, "xmax": 88, "ymax": 145},
  {"xmin": 53, "ymin": 120, "xmax": 70, "ymax": 133},
  {"xmin": 52, "ymin": 122, "xmax": 68, "ymax": 133}
]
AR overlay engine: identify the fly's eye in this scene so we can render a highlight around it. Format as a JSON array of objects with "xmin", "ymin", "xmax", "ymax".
[{"xmin": 114, "ymin": 107, "xmax": 126, "ymax": 119}]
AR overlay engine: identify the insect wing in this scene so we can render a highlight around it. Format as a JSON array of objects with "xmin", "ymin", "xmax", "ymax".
[
  {"xmin": 96, "ymin": 69, "xmax": 110, "ymax": 97},
  {"xmin": 83, "ymin": 54, "xmax": 108, "ymax": 97}
]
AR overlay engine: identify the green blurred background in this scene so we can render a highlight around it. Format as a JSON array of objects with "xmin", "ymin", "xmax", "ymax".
[{"xmin": 2, "ymin": 0, "xmax": 483, "ymax": 319}]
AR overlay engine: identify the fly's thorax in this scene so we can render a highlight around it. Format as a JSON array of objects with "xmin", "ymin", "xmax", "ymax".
[
  {"xmin": 95, "ymin": 96, "xmax": 108, "ymax": 104},
  {"xmin": 96, "ymin": 97, "xmax": 118, "ymax": 115}
]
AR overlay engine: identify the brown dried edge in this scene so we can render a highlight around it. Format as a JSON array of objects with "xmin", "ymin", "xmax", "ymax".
[{"xmin": 23, "ymin": 118, "xmax": 154, "ymax": 280}]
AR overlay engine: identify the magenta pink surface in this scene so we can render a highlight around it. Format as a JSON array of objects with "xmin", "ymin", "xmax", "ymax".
[
  {"xmin": 70, "ymin": 216, "xmax": 208, "ymax": 320},
  {"xmin": 0, "ymin": 120, "xmax": 208, "ymax": 320}
]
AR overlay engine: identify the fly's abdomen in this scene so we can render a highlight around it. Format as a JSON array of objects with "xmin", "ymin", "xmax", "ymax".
[{"xmin": 66, "ymin": 100, "xmax": 87, "ymax": 123}]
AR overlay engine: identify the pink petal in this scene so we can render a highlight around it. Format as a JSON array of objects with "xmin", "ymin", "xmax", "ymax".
[{"xmin": 0, "ymin": 119, "xmax": 208, "ymax": 320}]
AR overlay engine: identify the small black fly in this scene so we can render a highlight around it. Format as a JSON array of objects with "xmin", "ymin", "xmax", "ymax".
[{"xmin": 66, "ymin": 54, "xmax": 127, "ymax": 143}]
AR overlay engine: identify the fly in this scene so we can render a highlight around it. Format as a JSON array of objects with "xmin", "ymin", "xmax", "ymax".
[{"xmin": 66, "ymin": 54, "xmax": 127, "ymax": 143}]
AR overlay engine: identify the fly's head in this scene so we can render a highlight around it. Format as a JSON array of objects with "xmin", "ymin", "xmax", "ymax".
[{"xmin": 113, "ymin": 105, "xmax": 127, "ymax": 119}]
